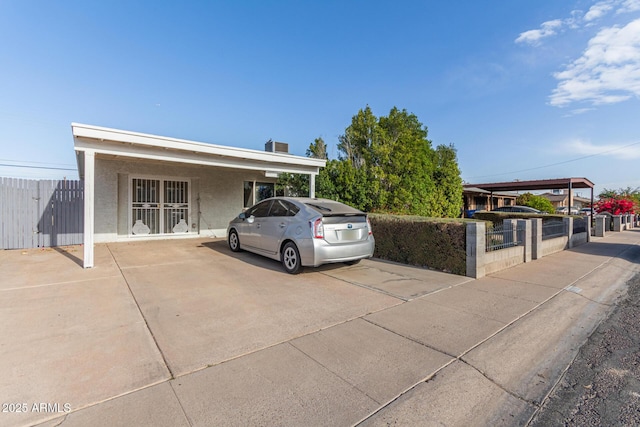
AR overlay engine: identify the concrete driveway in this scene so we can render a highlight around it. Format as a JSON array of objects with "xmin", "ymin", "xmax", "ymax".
[
  {"xmin": 0, "ymin": 237, "xmax": 468, "ymax": 427},
  {"xmin": 2, "ymin": 231, "xmax": 640, "ymax": 426}
]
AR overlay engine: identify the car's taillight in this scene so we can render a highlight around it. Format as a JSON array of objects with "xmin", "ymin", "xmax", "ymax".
[
  {"xmin": 366, "ymin": 217, "xmax": 373, "ymax": 235},
  {"xmin": 312, "ymin": 218, "xmax": 324, "ymax": 239}
]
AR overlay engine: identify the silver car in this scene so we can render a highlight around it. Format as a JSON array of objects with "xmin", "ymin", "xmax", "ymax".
[{"xmin": 227, "ymin": 197, "xmax": 375, "ymax": 274}]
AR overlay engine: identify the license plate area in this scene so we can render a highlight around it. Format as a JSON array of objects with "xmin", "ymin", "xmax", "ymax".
[{"xmin": 339, "ymin": 229, "xmax": 360, "ymax": 240}]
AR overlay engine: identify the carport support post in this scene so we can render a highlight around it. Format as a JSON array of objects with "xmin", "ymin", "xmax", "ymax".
[
  {"xmin": 309, "ymin": 173, "xmax": 316, "ymax": 198},
  {"xmin": 466, "ymin": 221, "xmax": 486, "ymax": 279},
  {"xmin": 83, "ymin": 150, "xmax": 95, "ymax": 268}
]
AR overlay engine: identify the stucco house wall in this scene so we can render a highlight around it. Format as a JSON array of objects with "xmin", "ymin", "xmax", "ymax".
[{"xmin": 93, "ymin": 157, "xmax": 274, "ymax": 243}]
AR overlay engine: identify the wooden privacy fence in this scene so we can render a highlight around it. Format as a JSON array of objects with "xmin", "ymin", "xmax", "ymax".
[{"xmin": 1, "ymin": 178, "xmax": 84, "ymax": 249}]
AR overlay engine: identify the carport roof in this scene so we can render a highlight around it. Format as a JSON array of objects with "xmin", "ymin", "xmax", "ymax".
[
  {"xmin": 72, "ymin": 123, "xmax": 326, "ymax": 179},
  {"xmin": 465, "ymin": 177, "xmax": 594, "ymax": 193},
  {"xmin": 463, "ymin": 186, "xmax": 519, "ymax": 196}
]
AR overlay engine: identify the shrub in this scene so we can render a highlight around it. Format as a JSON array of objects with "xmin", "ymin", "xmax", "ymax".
[
  {"xmin": 595, "ymin": 197, "xmax": 636, "ymax": 215},
  {"xmin": 471, "ymin": 211, "xmax": 554, "ymax": 224},
  {"xmin": 369, "ymin": 214, "xmax": 467, "ymax": 275},
  {"xmin": 516, "ymin": 193, "xmax": 555, "ymax": 214}
]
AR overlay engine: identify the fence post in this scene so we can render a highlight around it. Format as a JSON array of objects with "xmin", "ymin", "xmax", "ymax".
[
  {"xmin": 594, "ymin": 216, "xmax": 606, "ymax": 237},
  {"xmin": 564, "ymin": 216, "xmax": 574, "ymax": 249},
  {"xmin": 466, "ymin": 221, "xmax": 486, "ymax": 279},
  {"xmin": 517, "ymin": 219, "xmax": 532, "ymax": 262},
  {"xmin": 613, "ymin": 215, "xmax": 622, "ymax": 232},
  {"xmin": 531, "ymin": 218, "xmax": 542, "ymax": 260}
]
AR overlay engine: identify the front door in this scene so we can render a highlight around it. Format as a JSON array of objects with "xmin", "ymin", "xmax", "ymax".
[{"xmin": 131, "ymin": 177, "xmax": 190, "ymax": 235}]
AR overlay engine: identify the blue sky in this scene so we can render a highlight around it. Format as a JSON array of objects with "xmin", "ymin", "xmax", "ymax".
[{"xmin": 1, "ymin": 0, "xmax": 639, "ymax": 197}]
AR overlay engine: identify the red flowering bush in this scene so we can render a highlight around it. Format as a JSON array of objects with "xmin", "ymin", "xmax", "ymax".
[{"xmin": 595, "ymin": 197, "xmax": 637, "ymax": 215}]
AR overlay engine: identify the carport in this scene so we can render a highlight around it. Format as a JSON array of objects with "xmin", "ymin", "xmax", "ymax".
[
  {"xmin": 73, "ymin": 123, "xmax": 326, "ymax": 268},
  {"xmin": 466, "ymin": 177, "xmax": 595, "ymax": 211}
]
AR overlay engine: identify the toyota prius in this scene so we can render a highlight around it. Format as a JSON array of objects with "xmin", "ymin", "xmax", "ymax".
[{"xmin": 227, "ymin": 197, "xmax": 375, "ymax": 274}]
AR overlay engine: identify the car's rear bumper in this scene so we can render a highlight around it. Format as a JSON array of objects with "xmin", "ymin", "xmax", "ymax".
[{"xmin": 298, "ymin": 237, "xmax": 375, "ymax": 267}]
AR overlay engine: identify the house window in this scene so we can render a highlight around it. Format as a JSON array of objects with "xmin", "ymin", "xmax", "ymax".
[
  {"xmin": 243, "ymin": 181, "xmax": 275, "ymax": 207},
  {"xmin": 474, "ymin": 196, "xmax": 487, "ymax": 210},
  {"xmin": 131, "ymin": 177, "xmax": 190, "ymax": 235}
]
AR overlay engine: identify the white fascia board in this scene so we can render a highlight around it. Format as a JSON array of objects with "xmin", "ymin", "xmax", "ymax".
[
  {"xmin": 74, "ymin": 139, "xmax": 321, "ymax": 175},
  {"xmin": 71, "ymin": 123, "xmax": 326, "ymax": 169}
]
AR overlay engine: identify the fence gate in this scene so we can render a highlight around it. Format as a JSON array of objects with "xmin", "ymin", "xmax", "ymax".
[{"xmin": 1, "ymin": 178, "xmax": 84, "ymax": 249}]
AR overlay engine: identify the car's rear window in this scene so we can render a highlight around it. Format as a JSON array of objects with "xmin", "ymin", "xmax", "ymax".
[
  {"xmin": 305, "ymin": 200, "xmax": 364, "ymax": 217},
  {"xmin": 322, "ymin": 215, "xmax": 366, "ymax": 224}
]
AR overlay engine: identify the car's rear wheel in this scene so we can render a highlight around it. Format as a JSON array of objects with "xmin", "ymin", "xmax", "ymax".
[
  {"xmin": 281, "ymin": 242, "xmax": 302, "ymax": 274},
  {"xmin": 228, "ymin": 229, "xmax": 241, "ymax": 252}
]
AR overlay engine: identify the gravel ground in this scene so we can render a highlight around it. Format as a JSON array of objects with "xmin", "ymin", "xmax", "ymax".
[{"xmin": 529, "ymin": 273, "xmax": 640, "ymax": 426}]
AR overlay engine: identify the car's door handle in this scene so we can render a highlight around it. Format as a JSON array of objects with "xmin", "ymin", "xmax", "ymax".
[
  {"xmin": 257, "ymin": 223, "xmax": 261, "ymax": 228},
  {"xmin": 279, "ymin": 223, "xmax": 286, "ymax": 228}
]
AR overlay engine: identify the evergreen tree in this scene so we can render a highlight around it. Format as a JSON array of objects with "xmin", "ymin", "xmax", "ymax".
[{"xmin": 278, "ymin": 106, "xmax": 464, "ymax": 217}]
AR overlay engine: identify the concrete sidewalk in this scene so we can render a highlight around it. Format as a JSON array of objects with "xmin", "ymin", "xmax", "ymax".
[{"xmin": 2, "ymin": 230, "xmax": 640, "ymax": 426}]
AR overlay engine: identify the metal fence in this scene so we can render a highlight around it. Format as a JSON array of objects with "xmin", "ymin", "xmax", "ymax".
[
  {"xmin": 1, "ymin": 178, "xmax": 84, "ymax": 249},
  {"xmin": 573, "ymin": 217, "xmax": 587, "ymax": 234},
  {"xmin": 486, "ymin": 222, "xmax": 521, "ymax": 252},
  {"xmin": 542, "ymin": 219, "xmax": 565, "ymax": 240}
]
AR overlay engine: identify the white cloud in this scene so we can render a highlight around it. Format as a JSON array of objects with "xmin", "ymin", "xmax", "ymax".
[
  {"xmin": 515, "ymin": 19, "xmax": 563, "ymax": 45},
  {"xmin": 585, "ymin": 0, "xmax": 615, "ymax": 21},
  {"xmin": 565, "ymin": 138, "xmax": 640, "ymax": 159},
  {"xmin": 619, "ymin": 0, "xmax": 640, "ymax": 13},
  {"xmin": 550, "ymin": 18, "xmax": 640, "ymax": 107},
  {"xmin": 562, "ymin": 107, "xmax": 596, "ymax": 116},
  {"xmin": 516, "ymin": 0, "xmax": 640, "ymax": 47}
]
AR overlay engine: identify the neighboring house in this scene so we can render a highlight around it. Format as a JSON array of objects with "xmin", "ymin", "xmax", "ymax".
[
  {"xmin": 73, "ymin": 123, "xmax": 326, "ymax": 268},
  {"xmin": 540, "ymin": 189, "xmax": 591, "ymax": 209},
  {"xmin": 464, "ymin": 178, "xmax": 595, "ymax": 217},
  {"xmin": 462, "ymin": 186, "xmax": 518, "ymax": 217}
]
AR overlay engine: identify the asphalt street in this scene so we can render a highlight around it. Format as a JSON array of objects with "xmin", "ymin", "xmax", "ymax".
[{"xmin": 530, "ymin": 272, "xmax": 640, "ymax": 426}]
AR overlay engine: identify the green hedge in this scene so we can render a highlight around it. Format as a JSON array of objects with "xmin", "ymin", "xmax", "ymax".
[
  {"xmin": 369, "ymin": 214, "xmax": 467, "ymax": 275},
  {"xmin": 472, "ymin": 211, "xmax": 547, "ymax": 224},
  {"xmin": 472, "ymin": 211, "xmax": 576, "ymax": 225}
]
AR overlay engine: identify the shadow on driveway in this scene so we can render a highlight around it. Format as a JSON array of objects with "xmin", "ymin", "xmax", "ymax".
[{"xmin": 199, "ymin": 239, "xmax": 363, "ymax": 275}]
